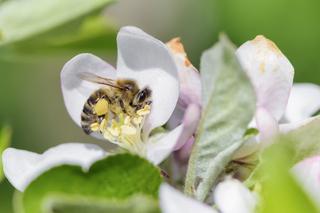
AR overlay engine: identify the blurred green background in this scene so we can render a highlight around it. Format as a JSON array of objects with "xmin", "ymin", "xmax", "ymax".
[{"xmin": 1, "ymin": 0, "xmax": 320, "ymax": 212}]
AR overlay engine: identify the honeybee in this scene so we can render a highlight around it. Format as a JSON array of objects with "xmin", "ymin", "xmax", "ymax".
[{"xmin": 80, "ymin": 72, "xmax": 152, "ymax": 135}]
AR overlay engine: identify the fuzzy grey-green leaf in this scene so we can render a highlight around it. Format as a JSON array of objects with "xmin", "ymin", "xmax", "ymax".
[{"xmin": 184, "ymin": 35, "xmax": 256, "ymax": 201}]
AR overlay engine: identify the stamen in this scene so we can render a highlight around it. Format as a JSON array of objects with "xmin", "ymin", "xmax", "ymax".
[
  {"xmin": 90, "ymin": 123, "xmax": 100, "ymax": 132},
  {"xmin": 137, "ymin": 105, "xmax": 151, "ymax": 116},
  {"xmin": 121, "ymin": 125, "xmax": 137, "ymax": 135},
  {"xmin": 132, "ymin": 116, "xmax": 143, "ymax": 125},
  {"xmin": 89, "ymin": 99, "xmax": 151, "ymax": 155}
]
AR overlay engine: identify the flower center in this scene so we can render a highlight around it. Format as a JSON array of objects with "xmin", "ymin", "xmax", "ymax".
[
  {"xmin": 82, "ymin": 87, "xmax": 152, "ymax": 154},
  {"xmin": 97, "ymin": 104, "xmax": 151, "ymax": 153}
]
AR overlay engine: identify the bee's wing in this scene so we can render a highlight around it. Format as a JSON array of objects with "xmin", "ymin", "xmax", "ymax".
[{"xmin": 79, "ymin": 72, "xmax": 123, "ymax": 89}]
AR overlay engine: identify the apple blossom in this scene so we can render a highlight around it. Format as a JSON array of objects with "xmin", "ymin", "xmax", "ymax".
[
  {"xmin": 234, "ymin": 36, "xmax": 320, "ymax": 159},
  {"xmin": 61, "ymin": 26, "xmax": 188, "ymax": 165}
]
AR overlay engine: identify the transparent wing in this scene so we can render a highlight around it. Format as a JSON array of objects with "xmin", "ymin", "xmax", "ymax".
[{"xmin": 79, "ymin": 72, "xmax": 123, "ymax": 89}]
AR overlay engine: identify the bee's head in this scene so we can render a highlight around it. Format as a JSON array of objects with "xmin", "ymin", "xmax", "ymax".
[{"xmin": 132, "ymin": 87, "xmax": 152, "ymax": 108}]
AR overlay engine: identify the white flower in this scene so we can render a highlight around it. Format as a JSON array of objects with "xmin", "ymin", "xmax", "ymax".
[
  {"xmin": 292, "ymin": 156, "xmax": 320, "ymax": 208},
  {"xmin": 2, "ymin": 143, "xmax": 107, "ymax": 191},
  {"xmin": 214, "ymin": 179, "xmax": 258, "ymax": 213},
  {"xmin": 61, "ymin": 26, "xmax": 186, "ymax": 165},
  {"xmin": 234, "ymin": 35, "xmax": 320, "ymax": 159},
  {"xmin": 159, "ymin": 179, "xmax": 257, "ymax": 213}
]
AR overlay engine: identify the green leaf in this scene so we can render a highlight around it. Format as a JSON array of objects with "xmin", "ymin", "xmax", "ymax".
[
  {"xmin": 258, "ymin": 138, "xmax": 318, "ymax": 213},
  {"xmin": 20, "ymin": 154, "xmax": 162, "ymax": 213},
  {"xmin": 43, "ymin": 195, "xmax": 160, "ymax": 213},
  {"xmin": 184, "ymin": 35, "xmax": 256, "ymax": 201},
  {"xmin": 0, "ymin": 125, "xmax": 11, "ymax": 182},
  {"xmin": 246, "ymin": 116, "xmax": 320, "ymax": 187},
  {"xmin": 0, "ymin": 15, "xmax": 116, "ymax": 62},
  {"xmin": 0, "ymin": 0, "xmax": 114, "ymax": 45},
  {"xmin": 285, "ymin": 116, "xmax": 320, "ymax": 162}
]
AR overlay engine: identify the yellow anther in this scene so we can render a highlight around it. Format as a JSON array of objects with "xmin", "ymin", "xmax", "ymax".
[
  {"xmin": 124, "ymin": 116, "xmax": 131, "ymax": 125},
  {"xmin": 137, "ymin": 105, "xmax": 151, "ymax": 116},
  {"xmin": 109, "ymin": 127, "xmax": 120, "ymax": 137},
  {"xmin": 99, "ymin": 119, "xmax": 107, "ymax": 131},
  {"xmin": 121, "ymin": 125, "xmax": 137, "ymax": 135},
  {"xmin": 94, "ymin": 99, "xmax": 108, "ymax": 116},
  {"xmin": 90, "ymin": 123, "xmax": 100, "ymax": 132},
  {"xmin": 111, "ymin": 119, "xmax": 118, "ymax": 126},
  {"xmin": 133, "ymin": 116, "xmax": 143, "ymax": 125}
]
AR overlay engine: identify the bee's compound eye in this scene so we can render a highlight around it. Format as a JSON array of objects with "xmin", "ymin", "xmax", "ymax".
[{"xmin": 136, "ymin": 88, "xmax": 151, "ymax": 103}]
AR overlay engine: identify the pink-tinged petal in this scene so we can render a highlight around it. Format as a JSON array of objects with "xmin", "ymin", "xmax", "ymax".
[
  {"xmin": 174, "ymin": 103, "xmax": 201, "ymax": 150},
  {"xmin": 160, "ymin": 184, "xmax": 217, "ymax": 213},
  {"xmin": 167, "ymin": 38, "xmax": 202, "ymax": 108},
  {"xmin": 236, "ymin": 35, "xmax": 294, "ymax": 121},
  {"xmin": 174, "ymin": 137, "xmax": 194, "ymax": 164},
  {"xmin": 255, "ymin": 107, "xmax": 279, "ymax": 142},
  {"xmin": 2, "ymin": 143, "xmax": 107, "ymax": 191},
  {"xmin": 292, "ymin": 156, "xmax": 320, "ymax": 206},
  {"xmin": 233, "ymin": 108, "xmax": 278, "ymax": 160},
  {"xmin": 116, "ymin": 26, "xmax": 179, "ymax": 136},
  {"xmin": 61, "ymin": 53, "xmax": 116, "ymax": 126},
  {"xmin": 214, "ymin": 179, "xmax": 257, "ymax": 213},
  {"xmin": 285, "ymin": 83, "xmax": 320, "ymax": 123},
  {"xmin": 146, "ymin": 125, "xmax": 183, "ymax": 165}
]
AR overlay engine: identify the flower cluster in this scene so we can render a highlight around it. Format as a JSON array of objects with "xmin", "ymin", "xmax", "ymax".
[{"xmin": 2, "ymin": 26, "xmax": 320, "ymax": 212}]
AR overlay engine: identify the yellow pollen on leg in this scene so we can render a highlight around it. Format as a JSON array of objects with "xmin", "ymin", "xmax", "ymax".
[{"xmin": 94, "ymin": 99, "xmax": 109, "ymax": 116}]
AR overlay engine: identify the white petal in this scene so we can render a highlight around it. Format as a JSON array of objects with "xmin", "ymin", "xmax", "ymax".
[
  {"xmin": 2, "ymin": 143, "xmax": 107, "ymax": 191},
  {"xmin": 279, "ymin": 116, "xmax": 318, "ymax": 134},
  {"xmin": 167, "ymin": 105, "xmax": 185, "ymax": 129},
  {"xmin": 292, "ymin": 156, "xmax": 320, "ymax": 207},
  {"xmin": 116, "ymin": 26, "xmax": 179, "ymax": 135},
  {"xmin": 61, "ymin": 53, "xmax": 116, "ymax": 126},
  {"xmin": 285, "ymin": 83, "xmax": 320, "ymax": 123},
  {"xmin": 160, "ymin": 184, "xmax": 216, "ymax": 213},
  {"xmin": 236, "ymin": 35, "xmax": 294, "ymax": 121},
  {"xmin": 214, "ymin": 179, "xmax": 257, "ymax": 213},
  {"xmin": 146, "ymin": 125, "xmax": 183, "ymax": 165}
]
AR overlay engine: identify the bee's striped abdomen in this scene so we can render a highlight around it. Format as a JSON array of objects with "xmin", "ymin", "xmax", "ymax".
[{"xmin": 81, "ymin": 89, "xmax": 108, "ymax": 135}]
